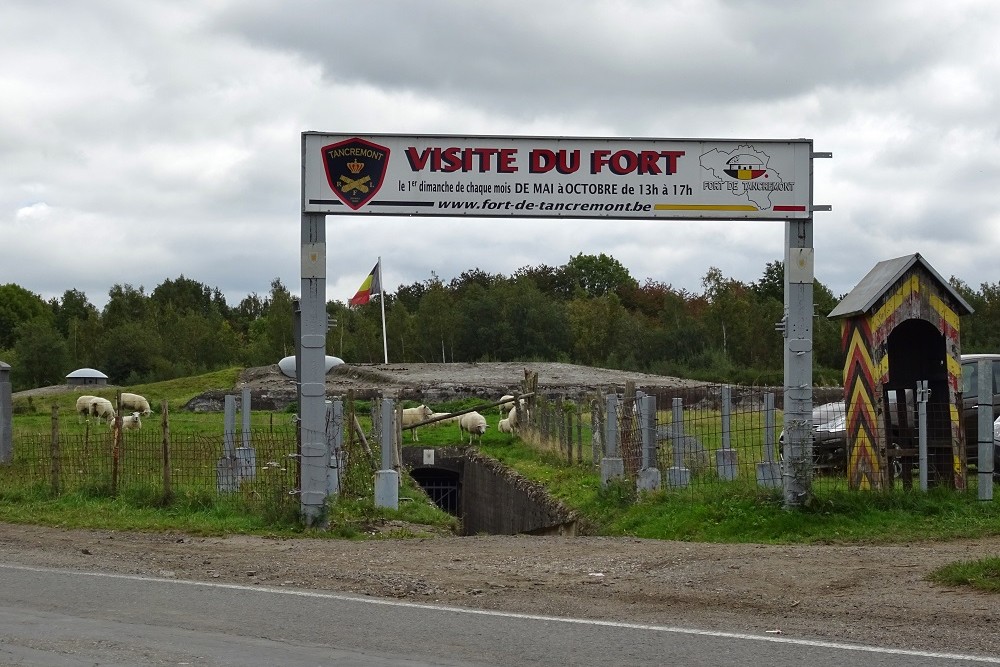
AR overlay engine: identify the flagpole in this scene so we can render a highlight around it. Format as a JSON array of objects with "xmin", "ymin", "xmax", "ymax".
[{"xmin": 378, "ymin": 256, "xmax": 388, "ymax": 364}]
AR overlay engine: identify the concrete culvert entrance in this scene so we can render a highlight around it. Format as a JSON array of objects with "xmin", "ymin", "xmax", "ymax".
[
  {"xmin": 408, "ymin": 467, "xmax": 461, "ymax": 516},
  {"xmin": 402, "ymin": 446, "xmax": 578, "ymax": 536}
]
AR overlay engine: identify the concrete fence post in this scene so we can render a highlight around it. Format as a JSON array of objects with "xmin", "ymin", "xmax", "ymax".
[
  {"xmin": 715, "ymin": 385, "xmax": 738, "ymax": 480},
  {"xmin": 0, "ymin": 361, "xmax": 11, "ymax": 464},
  {"xmin": 600, "ymin": 393, "xmax": 624, "ymax": 486},
  {"xmin": 375, "ymin": 396, "xmax": 398, "ymax": 508}
]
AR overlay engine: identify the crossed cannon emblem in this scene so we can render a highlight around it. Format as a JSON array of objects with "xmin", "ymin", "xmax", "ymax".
[{"xmin": 339, "ymin": 174, "xmax": 371, "ymax": 194}]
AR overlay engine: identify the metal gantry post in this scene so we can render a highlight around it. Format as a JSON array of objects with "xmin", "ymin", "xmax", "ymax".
[
  {"xmin": 783, "ymin": 217, "xmax": 815, "ymax": 507},
  {"xmin": 299, "ymin": 211, "xmax": 330, "ymax": 526}
]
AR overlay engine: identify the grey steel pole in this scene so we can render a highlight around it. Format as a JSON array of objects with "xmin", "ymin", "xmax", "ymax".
[
  {"xmin": 978, "ymin": 360, "xmax": 993, "ymax": 500},
  {"xmin": 783, "ymin": 217, "xmax": 814, "ymax": 507},
  {"xmin": 299, "ymin": 211, "xmax": 329, "ymax": 526},
  {"xmin": 917, "ymin": 380, "xmax": 929, "ymax": 492},
  {"xmin": 0, "ymin": 361, "xmax": 11, "ymax": 464}
]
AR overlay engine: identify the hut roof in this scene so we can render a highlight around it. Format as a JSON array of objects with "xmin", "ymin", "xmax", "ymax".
[{"xmin": 828, "ymin": 252, "xmax": 974, "ymax": 319}]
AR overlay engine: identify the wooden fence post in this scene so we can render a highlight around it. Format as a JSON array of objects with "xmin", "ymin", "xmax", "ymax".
[
  {"xmin": 576, "ymin": 403, "xmax": 583, "ymax": 464},
  {"xmin": 161, "ymin": 400, "xmax": 172, "ymax": 504},
  {"xmin": 50, "ymin": 405, "xmax": 60, "ymax": 495}
]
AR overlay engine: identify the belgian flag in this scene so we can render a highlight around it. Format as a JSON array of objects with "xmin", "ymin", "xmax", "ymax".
[{"xmin": 349, "ymin": 261, "xmax": 381, "ymax": 307}]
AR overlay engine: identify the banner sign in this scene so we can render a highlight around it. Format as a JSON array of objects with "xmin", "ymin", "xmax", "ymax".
[{"xmin": 302, "ymin": 133, "xmax": 813, "ymax": 220}]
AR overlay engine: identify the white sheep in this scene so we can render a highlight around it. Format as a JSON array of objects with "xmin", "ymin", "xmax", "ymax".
[
  {"xmin": 498, "ymin": 417, "xmax": 514, "ymax": 434},
  {"xmin": 430, "ymin": 412, "xmax": 460, "ymax": 425},
  {"xmin": 401, "ymin": 404, "xmax": 434, "ymax": 441},
  {"xmin": 506, "ymin": 404, "xmax": 530, "ymax": 430},
  {"xmin": 120, "ymin": 392, "xmax": 151, "ymax": 417},
  {"xmin": 90, "ymin": 397, "xmax": 116, "ymax": 424},
  {"xmin": 458, "ymin": 411, "xmax": 489, "ymax": 444},
  {"xmin": 75, "ymin": 395, "xmax": 97, "ymax": 422},
  {"xmin": 111, "ymin": 412, "xmax": 142, "ymax": 431}
]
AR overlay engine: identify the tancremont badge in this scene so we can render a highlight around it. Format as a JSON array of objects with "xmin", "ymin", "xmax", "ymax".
[{"xmin": 321, "ymin": 138, "xmax": 390, "ymax": 210}]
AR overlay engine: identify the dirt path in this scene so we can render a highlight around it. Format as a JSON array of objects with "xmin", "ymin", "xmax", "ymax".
[{"xmin": 0, "ymin": 523, "xmax": 998, "ymax": 657}]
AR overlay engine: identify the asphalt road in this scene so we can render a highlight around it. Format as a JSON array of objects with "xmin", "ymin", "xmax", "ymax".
[{"xmin": 0, "ymin": 564, "xmax": 996, "ymax": 666}]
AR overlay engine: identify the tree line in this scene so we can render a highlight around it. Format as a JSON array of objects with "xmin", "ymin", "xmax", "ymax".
[{"xmin": 2, "ymin": 254, "xmax": 997, "ymax": 392}]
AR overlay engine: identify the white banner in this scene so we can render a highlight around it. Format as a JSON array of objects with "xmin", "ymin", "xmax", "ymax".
[{"xmin": 302, "ymin": 133, "xmax": 813, "ymax": 220}]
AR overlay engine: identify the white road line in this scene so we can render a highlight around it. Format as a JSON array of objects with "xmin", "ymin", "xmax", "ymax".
[{"xmin": 1, "ymin": 563, "xmax": 996, "ymax": 663}]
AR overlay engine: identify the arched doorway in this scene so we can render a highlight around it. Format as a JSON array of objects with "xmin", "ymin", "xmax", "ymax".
[{"xmin": 884, "ymin": 320, "xmax": 952, "ymax": 485}]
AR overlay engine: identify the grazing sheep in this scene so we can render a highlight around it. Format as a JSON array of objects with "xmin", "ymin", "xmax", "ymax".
[
  {"xmin": 506, "ymin": 405, "xmax": 530, "ymax": 430},
  {"xmin": 458, "ymin": 411, "xmax": 489, "ymax": 444},
  {"xmin": 498, "ymin": 417, "xmax": 514, "ymax": 434},
  {"xmin": 75, "ymin": 395, "xmax": 97, "ymax": 421},
  {"xmin": 120, "ymin": 392, "xmax": 151, "ymax": 417},
  {"xmin": 430, "ymin": 412, "xmax": 460, "ymax": 425},
  {"xmin": 112, "ymin": 412, "xmax": 142, "ymax": 431},
  {"xmin": 90, "ymin": 397, "xmax": 116, "ymax": 424},
  {"xmin": 497, "ymin": 394, "xmax": 527, "ymax": 414},
  {"xmin": 401, "ymin": 404, "xmax": 434, "ymax": 441}
]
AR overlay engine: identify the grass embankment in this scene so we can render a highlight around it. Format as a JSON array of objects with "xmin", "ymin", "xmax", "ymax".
[{"xmin": 6, "ymin": 372, "xmax": 1000, "ymax": 591}]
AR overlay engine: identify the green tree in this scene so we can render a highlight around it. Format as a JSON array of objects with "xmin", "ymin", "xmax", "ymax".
[
  {"xmin": 51, "ymin": 289, "xmax": 102, "ymax": 369},
  {"xmin": 0, "ymin": 284, "xmax": 50, "ymax": 348},
  {"xmin": 101, "ymin": 284, "xmax": 149, "ymax": 329},
  {"xmin": 11, "ymin": 318, "xmax": 69, "ymax": 389},
  {"xmin": 414, "ymin": 277, "xmax": 458, "ymax": 362},
  {"xmin": 562, "ymin": 253, "xmax": 637, "ymax": 298},
  {"xmin": 566, "ymin": 293, "xmax": 626, "ymax": 366}
]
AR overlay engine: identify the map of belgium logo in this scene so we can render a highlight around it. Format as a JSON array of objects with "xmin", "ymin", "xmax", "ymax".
[
  {"xmin": 723, "ymin": 154, "xmax": 766, "ymax": 180},
  {"xmin": 321, "ymin": 138, "xmax": 390, "ymax": 210}
]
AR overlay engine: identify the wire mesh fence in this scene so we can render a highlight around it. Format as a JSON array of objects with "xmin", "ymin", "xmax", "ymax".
[{"xmin": 518, "ymin": 381, "xmax": 988, "ymax": 498}]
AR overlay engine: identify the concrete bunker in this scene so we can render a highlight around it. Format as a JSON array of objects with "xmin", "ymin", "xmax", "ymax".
[{"xmin": 402, "ymin": 446, "xmax": 577, "ymax": 536}]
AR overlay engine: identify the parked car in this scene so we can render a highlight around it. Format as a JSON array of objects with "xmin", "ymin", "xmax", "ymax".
[
  {"xmin": 778, "ymin": 401, "xmax": 847, "ymax": 472},
  {"xmin": 779, "ymin": 355, "xmax": 1000, "ymax": 475}
]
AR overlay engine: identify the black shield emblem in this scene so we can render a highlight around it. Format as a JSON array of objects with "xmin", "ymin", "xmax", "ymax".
[{"xmin": 321, "ymin": 138, "xmax": 391, "ymax": 210}]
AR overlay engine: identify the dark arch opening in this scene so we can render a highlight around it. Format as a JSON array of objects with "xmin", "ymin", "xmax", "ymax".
[
  {"xmin": 410, "ymin": 467, "xmax": 462, "ymax": 516},
  {"xmin": 885, "ymin": 319, "xmax": 951, "ymax": 485}
]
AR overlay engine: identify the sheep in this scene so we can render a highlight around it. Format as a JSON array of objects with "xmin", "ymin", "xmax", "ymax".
[
  {"xmin": 90, "ymin": 397, "xmax": 116, "ymax": 424},
  {"xmin": 497, "ymin": 394, "xmax": 527, "ymax": 413},
  {"xmin": 401, "ymin": 404, "xmax": 434, "ymax": 441},
  {"xmin": 506, "ymin": 404, "xmax": 530, "ymax": 430},
  {"xmin": 498, "ymin": 417, "xmax": 514, "ymax": 434},
  {"xmin": 120, "ymin": 392, "xmax": 151, "ymax": 417},
  {"xmin": 111, "ymin": 412, "xmax": 142, "ymax": 431},
  {"xmin": 75, "ymin": 395, "xmax": 97, "ymax": 422},
  {"xmin": 458, "ymin": 411, "xmax": 489, "ymax": 444},
  {"xmin": 430, "ymin": 412, "xmax": 460, "ymax": 425}
]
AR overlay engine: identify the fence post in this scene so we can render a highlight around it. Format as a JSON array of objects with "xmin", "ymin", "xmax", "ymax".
[
  {"xmin": 756, "ymin": 392, "xmax": 781, "ymax": 488},
  {"xmin": 715, "ymin": 386, "xmax": 738, "ymax": 481},
  {"xmin": 637, "ymin": 394, "xmax": 660, "ymax": 491},
  {"xmin": 111, "ymin": 404, "xmax": 121, "ymax": 496},
  {"xmin": 50, "ymin": 405, "xmax": 60, "ymax": 495},
  {"xmin": 0, "ymin": 361, "xmax": 11, "ymax": 464},
  {"xmin": 161, "ymin": 401, "xmax": 172, "ymax": 503},
  {"xmin": 375, "ymin": 395, "xmax": 398, "ymax": 509},
  {"xmin": 977, "ymin": 362, "xmax": 993, "ymax": 501},
  {"xmin": 576, "ymin": 403, "xmax": 583, "ymax": 464},
  {"xmin": 326, "ymin": 398, "xmax": 344, "ymax": 497},
  {"xmin": 600, "ymin": 393, "xmax": 624, "ymax": 486},
  {"xmin": 666, "ymin": 397, "xmax": 690, "ymax": 488},
  {"xmin": 591, "ymin": 399, "xmax": 604, "ymax": 467}
]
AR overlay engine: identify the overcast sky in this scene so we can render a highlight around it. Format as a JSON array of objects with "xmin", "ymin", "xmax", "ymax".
[{"xmin": 3, "ymin": 1, "xmax": 998, "ymax": 311}]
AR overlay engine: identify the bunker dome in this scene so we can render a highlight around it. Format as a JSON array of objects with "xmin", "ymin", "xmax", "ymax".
[
  {"xmin": 277, "ymin": 355, "xmax": 344, "ymax": 379},
  {"xmin": 65, "ymin": 368, "xmax": 109, "ymax": 387}
]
